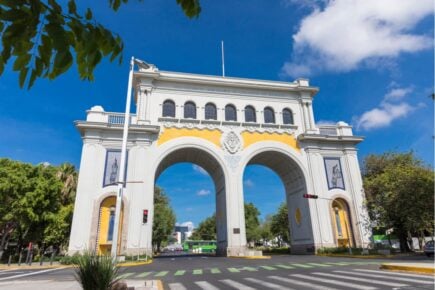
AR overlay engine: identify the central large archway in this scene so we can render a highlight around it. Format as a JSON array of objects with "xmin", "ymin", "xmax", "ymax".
[
  {"xmin": 154, "ymin": 146, "xmax": 228, "ymax": 255},
  {"xmin": 240, "ymin": 146, "xmax": 316, "ymax": 254}
]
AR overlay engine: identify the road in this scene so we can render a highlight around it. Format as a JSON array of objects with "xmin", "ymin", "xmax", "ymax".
[{"xmin": 0, "ymin": 255, "xmax": 433, "ymax": 290}]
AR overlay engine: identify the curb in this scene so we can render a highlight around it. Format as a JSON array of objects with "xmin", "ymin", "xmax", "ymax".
[
  {"xmin": 317, "ymin": 254, "xmax": 392, "ymax": 259},
  {"xmin": 119, "ymin": 260, "xmax": 153, "ymax": 267},
  {"xmin": 228, "ymin": 255, "xmax": 271, "ymax": 259},
  {"xmin": 0, "ymin": 265, "xmax": 72, "ymax": 270},
  {"xmin": 380, "ymin": 264, "xmax": 435, "ymax": 275}
]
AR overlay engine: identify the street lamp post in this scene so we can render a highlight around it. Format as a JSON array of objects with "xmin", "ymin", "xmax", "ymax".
[{"xmin": 111, "ymin": 57, "xmax": 149, "ymax": 259}]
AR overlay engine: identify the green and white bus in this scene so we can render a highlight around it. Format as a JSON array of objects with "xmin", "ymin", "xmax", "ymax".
[{"xmin": 182, "ymin": 240, "xmax": 216, "ymax": 253}]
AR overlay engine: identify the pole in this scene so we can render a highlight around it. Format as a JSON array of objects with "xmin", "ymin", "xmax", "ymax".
[
  {"xmin": 111, "ymin": 56, "xmax": 135, "ymax": 258},
  {"xmin": 221, "ymin": 40, "xmax": 225, "ymax": 77}
]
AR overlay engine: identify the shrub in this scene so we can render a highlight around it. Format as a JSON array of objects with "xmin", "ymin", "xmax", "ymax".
[{"xmin": 74, "ymin": 252, "xmax": 120, "ymax": 290}]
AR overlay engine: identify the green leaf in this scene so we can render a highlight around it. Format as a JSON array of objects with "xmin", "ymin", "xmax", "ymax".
[
  {"xmin": 85, "ymin": 8, "xmax": 92, "ymax": 20},
  {"xmin": 48, "ymin": 0, "xmax": 62, "ymax": 13},
  {"xmin": 176, "ymin": 0, "xmax": 201, "ymax": 18},
  {"xmin": 19, "ymin": 67, "xmax": 28, "ymax": 88},
  {"xmin": 67, "ymin": 0, "xmax": 77, "ymax": 16}
]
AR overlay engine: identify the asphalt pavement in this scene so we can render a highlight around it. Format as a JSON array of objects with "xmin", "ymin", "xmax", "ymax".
[{"xmin": 0, "ymin": 255, "xmax": 433, "ymax": 290}]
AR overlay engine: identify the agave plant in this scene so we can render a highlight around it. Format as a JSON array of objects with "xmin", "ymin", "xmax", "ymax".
[{"xmin": 74, "ymin": 252, "xmax": 120, "ymax": 290}]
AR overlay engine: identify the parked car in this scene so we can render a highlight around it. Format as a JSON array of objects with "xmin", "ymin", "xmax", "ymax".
[{"xmin": 423, "ymin": 240, "xmax": 434, "ymax": 257}]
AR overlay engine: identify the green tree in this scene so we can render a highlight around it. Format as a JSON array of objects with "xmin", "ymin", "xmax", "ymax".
[
  {"xmin": 259, "ymin": 215, "xmax": 273, "ymax": 246},
  {"xmin": 363, "ymin": 152, "xmax": 434, "ymax": 252},
  {"xmin": 244, "ymin": 202, "xmax": 261, "ymax": 246},
  {"xmin": 152, "ymin": 187, "xmax": 176, "ymax": 252},
  {"xmin": 0, "ymin": 0, "xmax": 201, "ymax": 88},
  {"xmin": 190, "ymin": 214, "xmax": 216, "ymax": 240},
  {"xmin": 270, "ymin": 203, "xmax": 290, "ymax": 247}
]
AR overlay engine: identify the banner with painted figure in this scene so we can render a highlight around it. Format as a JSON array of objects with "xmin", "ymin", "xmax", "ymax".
[
  {"xmin": 324, "ymin": 157, "xmax": 345, "ymax": 190},
  {"xmin": 103, "ymin": 150, "xmax": 128, "ymax": 187}
]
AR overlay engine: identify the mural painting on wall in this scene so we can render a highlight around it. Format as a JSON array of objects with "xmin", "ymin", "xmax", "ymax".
[
  {"xmin": 324, "ymin": 157, "xmax": 345, "ymax": 190},
  {"xmin": 103, "ymin": 150, "xmax": 128, "ymax": 187}
]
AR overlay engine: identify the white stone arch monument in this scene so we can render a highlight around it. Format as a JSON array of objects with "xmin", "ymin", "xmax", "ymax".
[{"xmin": 68, "ymin": 64, "xmax": 371, "ymax": 256}]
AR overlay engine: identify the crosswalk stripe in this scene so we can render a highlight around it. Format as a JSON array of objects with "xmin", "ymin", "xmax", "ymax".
[
  {"xmin": 260, "ymin": 266, "xmax": 277, "ymax": 270},
  {"xmin": 195, "ymin": 281, "xmax": 219, "ymax": 290},
  {"xmin": 245, "ymin": 277, "xmax": 295, "ymax": 289},
  {"xmin": 314, "ymin": 272, "xmax": 408, "ymax": 287},
  {"xmin": 155, "ymin": 271, "xmax": 169, "ymax": 277},
  {"xmin": 211, "ymin": 268, "xmax": 221, "ymax": 274},
  {"xmin": 307, "ymin": 263, "xmax": 331, "ymax": 267},
  {"xmin": 291, "ymin": 273, "xmax": 376, "ymax": 290},
  {"xmin": 290, "ymin": 263, "xmax": 313, "ymax": 268},
  {"xmin": 227, "ymin": 267, "xmax": 240, "ymax": 273},
  {"xmin": 193, "ymin": 269, "xmax": 203, "ymax": 275},
  {"xmin": 269, "ymin": 275, "xmax": 340, "ymax": 290},
  {"xmin": 220, "ymin": 279, "xmax": 257, "ymax": 290},
  {"xmin": 334, "ymin": 270, "xmax": 434, "ymax": 285},
  {"xmin": 275, "ymin": 264, "xmax": 294, "ymax": 269},
  {"xmin": 135, "ymin": 271, "xmax": 151, "ymax": 278},
  {"xmin": 242, "ymin": 267, "xmax": 257, "ymax": 272},
  {"xmin": 117, "ymin": 272, "xmax": 134, "ymax": 279},
  {"xmin": 354, "ymin": 268, "xmax": 435, "ymax": 279},
  {"xmin": 325, "ymin": 262, "xmax": 351, "ymax": 266},
  {"xmin": 174, "ymin": 270, "xmax": 185, "ymax": 276},
  {"xmin": 168, "ymin": 282, "xmax": 187, "ymax": 290}
]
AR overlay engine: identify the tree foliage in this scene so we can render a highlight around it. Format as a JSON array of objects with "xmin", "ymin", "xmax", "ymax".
[
  {"xmin": 0, "ymin": 158, "xmax": 77, "ymax": 259},
  {"xmin": 190, "ymin": 214, "xmax": 216, "ymax": 241},
  {"xmin": 152, "ymin": 187, "xmax": 176, "ymax": 252},
  {"xmin": 270, "ymin": 203, "xmax": 290, "ymax": 247},
  {"xmin": 0, "ymin": 0, "xmax": 201, "ymax": 88},
  {"xmin": 244, "ymin": 202, "xmax": 261, "ymax": 245},
  {"xmin": 363, "ymin": 152, "xmax": 434, "ymax": 252}
]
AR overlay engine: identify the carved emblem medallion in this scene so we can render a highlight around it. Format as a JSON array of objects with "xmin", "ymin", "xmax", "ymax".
[{"xmin": 222, "ymin": 131, "xmax": 241, "ymax": 154}]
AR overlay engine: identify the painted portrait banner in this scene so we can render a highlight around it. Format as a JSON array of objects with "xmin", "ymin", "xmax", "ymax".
[
  {"xmin": 103, "ymin": 150, "xmax": 128, "ymax": 187},
  {"xmin": 324, "ymin": 157, "xmax": 345, "ymax": 190}
]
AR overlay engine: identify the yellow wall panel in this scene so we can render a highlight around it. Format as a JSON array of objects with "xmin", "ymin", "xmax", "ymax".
[
  {"xmin": 241, "ymin": 131, "xmax": 300, "ymax": 152},
  {"xmin": 157, "ymin": 127, "xmax": 222, "ymax": 148}
]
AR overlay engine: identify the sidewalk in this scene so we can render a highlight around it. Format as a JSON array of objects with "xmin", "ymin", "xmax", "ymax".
[
  {"xmin": 381, "ymin": 261, "xmax": 435, "ymax": 274},
  {"xmin": 0, "ymin": 279, "xmax": 162, "ymax": 290},
  {"xmin": 0, "ymin": 261, "xmax": 66, "ymax": 270}
]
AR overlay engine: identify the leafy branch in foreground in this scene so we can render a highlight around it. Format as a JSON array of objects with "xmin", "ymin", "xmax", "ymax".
[{"xmin": 0, "ymin": 0, "xmax": 201, "ymax": 89}]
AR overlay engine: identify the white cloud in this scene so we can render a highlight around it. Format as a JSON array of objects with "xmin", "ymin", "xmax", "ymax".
[
  {"xmin": 192, "ymin": 164, "xmax": 208, "ymax": 175},
  {"xmin": 196, "ymin": 189, "xmax": 211, "ymax": 196},
  {"xmin": 244, "ymin": 179, "xmax": 255, "ymax": 187},
  {"xmin": 283, "ymin": 0, "xmax": 433, "ymax": 77},
  {"xmin": 355, "ymin": 86, "xmax": 420, "ymax": 131}
]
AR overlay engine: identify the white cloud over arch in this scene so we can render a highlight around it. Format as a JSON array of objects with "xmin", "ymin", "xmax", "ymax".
[{"xmin": 283, "ymin": 0, "xmax": 433, "ymax": 77}]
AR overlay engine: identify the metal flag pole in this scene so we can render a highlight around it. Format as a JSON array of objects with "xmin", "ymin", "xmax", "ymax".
[
  {"xmin": 111, "ymin": 57, "xmax": 135, "ymax": 259},
  {"xmin": 221, "ymin": 40, "xmax": 225, "ymax": 77}
]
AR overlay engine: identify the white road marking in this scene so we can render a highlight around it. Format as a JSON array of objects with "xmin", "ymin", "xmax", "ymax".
[
  {"xmin": 0, "ymin": 268, "xmax": 61, "ymax": 281},
  {"xmin": 355, "ymin": 268, "xmax": 435, "ymax": 279},
  {"xmin": 334, "ymin": 270, "xmax": 434, "ymax": 285},
  {"xmin": 268, "ymin": 275, "xmax": 340, "ymax": 290},
  {"xmin": 244, "ymin": 277, "xmax": 295, "ymax": 289},
  {"xmin": 0, "ymin": 271, "xmax": 24, "ymax": 275},
  {"xmin": 314, "ymin": 272, "xmax": 408, "ymax": 287},
  {"xmin": 195, "ymin": 281, "xmax": 220, "ymax": 290},
  {"xmin": 291, "ymin": 273, "xmax": 376, "ymax": 290},
  {"xmin": 168, "ymin": 282, "xmax": 187, "ymax": 290},
  {"xmin": 220, "ymin": 279, "xmax": 257, "ymax": 290}
]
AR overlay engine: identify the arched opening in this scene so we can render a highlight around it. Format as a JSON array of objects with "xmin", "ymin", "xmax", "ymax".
[
  {"xmin": 264, "ymin": 107, "xmax": 275, "ymax": 123},
  {"xmin": 162, "ymin": 100, "xmax": 176, "ymax": 117},
  {"xmin": 282, "ymin": 108, "xmax": 294, "ymax": 124},
  {"xmin": 154, "ymin": 147, "xmax": 227, "ymax": 256},
  {"xmin": 96, "ymin": 196, "xmax": 124, "ymax": 255},
  {"xmin": 225, "ymin": 104, "xmax": 237, "ymax": 121},
  {"xmin": 244, "ymin": 105, "xmax": 256, "ymax": 122},
  {"xmin": 204, "ymin": 103, "xmax": 217, "ymax": 120},
  {"xmin": 331, "ymin": 198, "xmax": 354, "ymax": 248},
  {"xmin": 242, "ymin": 150, "xmax": 315, "ymax": 254},
  {"xmin": 184, "ymin": 101, "xmax": 197, "ymax": 119}
]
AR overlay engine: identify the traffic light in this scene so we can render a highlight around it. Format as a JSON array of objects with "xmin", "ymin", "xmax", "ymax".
[
  {"xmin": 303, "ymin": 193, "xmax": 319, "ymax": 199},
  {"xmin": 143, "ymin": 209, "xmax": 148, "ymax": 224}
]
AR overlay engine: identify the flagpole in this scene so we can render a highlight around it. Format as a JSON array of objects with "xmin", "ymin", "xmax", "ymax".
[
  {"xmin": 111, "ymin": 56, "xmax": 135, "ymax": 258},
  {"xmin": 221, "ymin": 40, "xmax": 225, "ymax": 77}
]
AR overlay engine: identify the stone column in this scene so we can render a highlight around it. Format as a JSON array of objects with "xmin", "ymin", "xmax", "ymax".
[{"xmin": 136, "ymin": 83, "xmax": 153, "ymax": 124}]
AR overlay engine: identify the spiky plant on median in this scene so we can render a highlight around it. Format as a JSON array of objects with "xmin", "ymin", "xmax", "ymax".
[{"xmin": 74, "ymin": 252, "xmax": 120, "ymax": 290}]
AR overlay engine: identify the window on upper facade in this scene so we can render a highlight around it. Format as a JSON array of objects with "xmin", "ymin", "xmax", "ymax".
[
  {"xmin": 282, "ymin": 108, "xmax": 294, "ymax": 124},
  {"xmin": 225, "ymin": 104, "xmax": 237, "ymax": 121},
  {"xmin": 264, "ymin": 107, "xmax": 275, "ymax": 123},
  {"xmin": 184, "ymin": 101, "xmax": 197, "ymax": 119},
  {"xmin": 244, "ymin": 105, "xmax": 256, "ymax": 122},
  {"xmin": 162, "ymin": 100, "xmax": 176, "ymax": 117},
  {"xmin": 205, "ymin": 103, "xmax": 217, "ymax": 120}
]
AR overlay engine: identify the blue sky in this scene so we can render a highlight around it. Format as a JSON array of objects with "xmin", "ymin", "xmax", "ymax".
[{"xmin": 0, "ymin": 0, "xmax": 433, "ymax": 227}]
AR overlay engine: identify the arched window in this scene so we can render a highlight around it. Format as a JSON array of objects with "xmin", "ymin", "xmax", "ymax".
[
  {"xmin": 162, "ymin": 100, "xmax": 175, "ymax": 117},
  {"xmin": 225, "ymin": 104, "xmax": 237, "ymax": 121},
  {"xmin": 205, "ymin": 103, "xmax": 217, "ymax": 120},
  {"xmin": 184, "ymin": 101, "xmax": 196, "ymax": 119},
  {"xmin": 282, "ymin": 108, "xmax": 294, "ymax": 124},
  {"xmin": 264, "ymin": 107, "xmax": 275, "ymax": 123},
  {"xmin": 332, "ymin": 199, "xmax": 354, "ymax": 247},
  {"xmin": 244, "ymin": 105, "xmax": 256, "ymax": 122}
]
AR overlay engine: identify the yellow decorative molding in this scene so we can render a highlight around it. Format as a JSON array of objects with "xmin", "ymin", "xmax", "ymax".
[
  {"xmin": 295, "ymin": 208, "xmax": 302, "ymax": 225},
  {"xmin": 157, "ymin": 127, "xmax": 222, "ymax": 148},
  {"xmin": 241, "ymin": 131, "xmax": 300, "ymax": 151}
]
